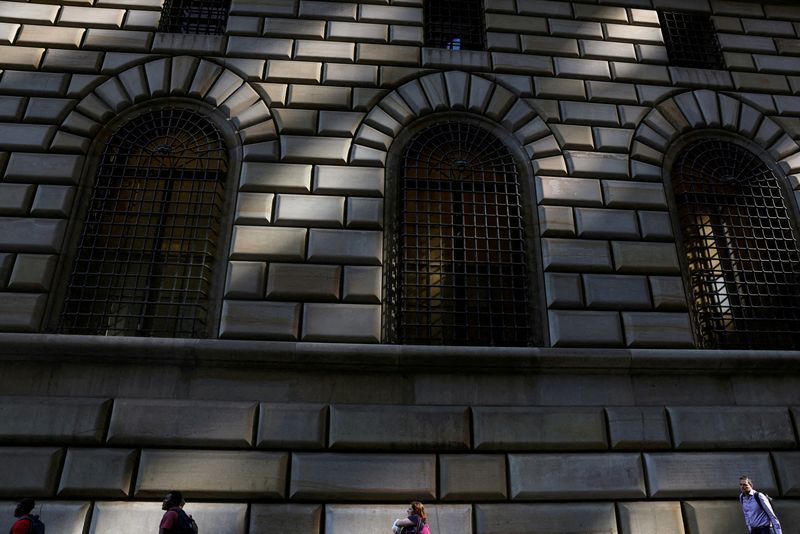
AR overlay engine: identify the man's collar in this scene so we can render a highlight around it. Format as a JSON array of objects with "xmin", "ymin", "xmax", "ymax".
[{"xmin": 743, "ymin": 489, "xmax": 756, "ymax": 496}]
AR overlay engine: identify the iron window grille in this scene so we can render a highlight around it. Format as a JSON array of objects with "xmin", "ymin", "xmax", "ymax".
[
  {"xmin": 658, "ymin": 11, "xmax": 723, "ymax": 69},
  {"xmin": 158, "ymin": 0, "xmax": 230, "ymax": 35},
  {"xmin": 671, "ymin": 138, "xmax": 800, "ymax": 350},
  {"xmin": 389, "ymin": 121, "xmax": 531, "ymax": 346},
  {"xmin": 424, "ymin": 0, "xmax": 485, "ymax": 51},
  {"xmin": 59, "ymin": 107, "xmax": 228, "ymax": 339}
]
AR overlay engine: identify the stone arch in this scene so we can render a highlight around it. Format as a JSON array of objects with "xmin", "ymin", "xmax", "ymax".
[
  {"xmin": 631, "ymin": 89, "xmax": 800, "ymax": 181},
  {"xmin": 53, "ymin": 56, "xmax": 277, "ymax": 158},
  {"xmin": 349, "ymin": 71, "xmax": 563, "ymax": 173}
]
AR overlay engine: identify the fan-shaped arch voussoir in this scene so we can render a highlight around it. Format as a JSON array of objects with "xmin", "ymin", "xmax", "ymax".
[
  {"xmin": 55, "ymin": 56, "xmax": 276, "ymax": 156},
  {"xmin": 631, "ymin": 89, "xmax": 800, "ymax": 181},
  {"xmin": 350, "ymin": 71, "xmax": 562, "ymax": 173}
]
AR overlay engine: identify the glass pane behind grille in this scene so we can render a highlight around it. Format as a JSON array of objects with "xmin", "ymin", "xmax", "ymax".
[
  {"xmin": 60, "ymin": 108, "xmax": 228, "ymax": 338},
  {"xmin": 659, "ymin": 11, "xmax": 723, "ymax": 69},
  {"xmin": 672, "ymin": 138, "xmax": 800, "ymax": 349},
  {"xmin": 424, "ymin": 0, "xmax": 485, "ymax": 51},
  {"xmin": 396, "ymin": 122, "xmax": 531, "ymax": 346},
  {"xmin": 159, "ymin": 0, "xmax": 229, "ymax": 35}
]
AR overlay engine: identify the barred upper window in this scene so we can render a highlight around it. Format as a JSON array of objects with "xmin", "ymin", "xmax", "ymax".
[
  {"xmin": 389, "ymin": 122, "xmax": 531, "ymax": 346},
  {"xmin": 424, "ymin": 0, "xmax": 485, "ymax": 51},
  {"xmin": 158, "ymin": 0, "xmax": 230, "ymax": 35},
  {"xmin": 671, "ymin": 138, "xmax": 800, "ymax": 350},
  {"xmin": 59, "ymin": 108, "xmax": 228, "ymax": 339},
  {"xmin": 658, "ymin": 11, "xmax": 723, "ymax": 69}
]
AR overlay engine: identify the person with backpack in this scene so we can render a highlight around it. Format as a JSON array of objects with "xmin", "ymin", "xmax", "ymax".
[
  {"xmin": 9, "ymin": 498, "xmax": 45, "ymax": 534},
  {"xmin": 391, "ymin": 501, "xmax": 430, "ymax": 534},
  {"xmin": 159, "ymin": 491, "xmax": 198, "ymax": 534},
  {"xmin": 739, "ymin": 475, "xmax": 782, "ymax": 534}
]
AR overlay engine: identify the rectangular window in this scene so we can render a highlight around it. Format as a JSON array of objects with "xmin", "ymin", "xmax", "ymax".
[
  {"xmin": 658, "ymin": 11, "xmax": 723, "ymax": 69},
  {"xmin": 159, "ymin": 0, "xmax": 230, "ymax": 35},
  {"xmin": 425, "ymin": 0, "xmax": 485, "ymax": 51}
]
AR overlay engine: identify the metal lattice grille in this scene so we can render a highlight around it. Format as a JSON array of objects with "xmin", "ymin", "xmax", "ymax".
[
  {"xmin": 658, "ymin": 11, "xmax": 723, "ymax": 69},
  {"xmin": 60, "ymin": 108, "xmax": 228, "ymax": 338},
  {"xmin": 424, "ymin": 0, "xmax": 485, "ymax": 51},
  {"xmin": 395, "ymin": 122, "xmax": 531, "ymax": 346},
  {"xmin": 158, "ymin": 0, "xmax": 229, "ymax": 35},
  {"xmin": 672, "ymin": 139, "xmax": 800, "ymax": 350}
]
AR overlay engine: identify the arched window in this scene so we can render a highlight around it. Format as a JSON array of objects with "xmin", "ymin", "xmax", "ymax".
[
  {"xmin": 390, "ymin": 121, "xmax": 531, "ymax": 346},
  {"xmin": 159, "ymin": 0, "xmax": 230, "ymax": 35},
  {"xmin": 671, "ymin": 138, "xmax": 800, "ymax": 349},
  {"xmin": 59, "ymin": 107, "xmax": 228, "ymax": 338}
]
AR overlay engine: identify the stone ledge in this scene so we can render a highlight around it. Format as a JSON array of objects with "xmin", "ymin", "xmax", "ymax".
[{"xmin": 0, "ymin": 334, "xmax": 799, "ymax": 374}]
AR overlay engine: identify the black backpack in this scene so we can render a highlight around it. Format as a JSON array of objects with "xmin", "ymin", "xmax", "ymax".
[{"xmin": 173, "ymin": 509, "xmax": 198, "ymax": 534}]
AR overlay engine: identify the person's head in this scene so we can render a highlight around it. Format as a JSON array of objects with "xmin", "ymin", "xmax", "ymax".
[
  {"xmin": 14, "ymin": 498, "xmax": 35, "ymax": 518},
  {"xmin": 162, "ymin": 491, "xmax": 185, "ymax": 511},
  {"xmin": 740, "ymin": 476, "xmax": 753, "ymax": 493},
  {"xmin": 407, "ymin": 501, "xmax": 427, "ymax": 521}
]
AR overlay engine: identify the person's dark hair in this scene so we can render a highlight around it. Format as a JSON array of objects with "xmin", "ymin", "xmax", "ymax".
[
  {"xmin": 14, "ymin": 498, "xmax": 35, "ymax": 517},
  {"xmin": 166, "ymin": 490, "xmax": 184, "ymax": 505},
  {"xmin": 410, "ymin": 501, "xmax": 427, "ymax": 522}
]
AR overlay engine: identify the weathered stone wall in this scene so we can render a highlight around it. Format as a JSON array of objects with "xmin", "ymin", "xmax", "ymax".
[{"xmin": 1, "ymin": 0, "xmax": 799, "ymax": 346}]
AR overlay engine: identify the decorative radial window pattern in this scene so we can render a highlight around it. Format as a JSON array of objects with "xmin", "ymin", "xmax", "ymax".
[
  {"xmin": 392, "ymin": 122, "xmax": 531, "ymax": 346},
  {"xmin": 59, "ymin": 108, "xmax": 228, "ymax": 339},
  {"xmin": 158, "ymin": 0, "xmax": 230, "ymax": 35},
  {"xmin": 672, "ymin": 138, "xmax": 800, "ymax": 350},
  {"xmin": 658, "ymin": 11, "xmax": 723, "ymax": 69},
  {"xmin": 424, "ymin": 0, "xmax": 485, "ymax": 51}
]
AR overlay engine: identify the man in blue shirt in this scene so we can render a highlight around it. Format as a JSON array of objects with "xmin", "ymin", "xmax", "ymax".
[{"xmin": 740, "ymin": 475, "xmax": 782, "ymax": 534}]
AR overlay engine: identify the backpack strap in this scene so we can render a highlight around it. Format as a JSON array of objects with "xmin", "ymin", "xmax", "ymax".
[{"xmin": 754, "ymin": 492, "xmax": 770, "ymax": 516}]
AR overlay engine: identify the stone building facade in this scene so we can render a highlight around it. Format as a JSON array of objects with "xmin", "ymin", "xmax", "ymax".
[{"xmin": 1, "ymin": 0, "xmax": 800, "ymax": 532}]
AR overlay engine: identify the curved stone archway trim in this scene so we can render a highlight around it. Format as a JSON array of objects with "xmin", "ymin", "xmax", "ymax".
[
  {"xmin": 54, "ymin": 56, "xmax": 277, "ymax": 158},
  {"xmin": 349, "ymin": 71, "xmax": 564, "ymax": 175},
  {"xmin": 631, "ymin": 89, "xmax": 800, "ymax": 181}
]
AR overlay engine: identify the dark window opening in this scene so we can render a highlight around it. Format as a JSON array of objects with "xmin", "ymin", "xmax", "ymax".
[
  {"xmin": 158, "ymin": 0, "xmax": 230, "ymax": 35},
  {"xmin": 425, "ymin": 0, "xmax": 485, "ymax": 51},
  {"xmin": 672, "ymin": 138, "xmax": 800, "ymax": 350},
  {"xmin": 658, "ymin": 11, "xmax": 723, "ymax": 69},
  {"xmin": 59, "ymin": 108, "xmax": 228, "ymax": 339},
  {"xmin": 391, "ymin": 122, "xmax": 531, "ymax": 346}
]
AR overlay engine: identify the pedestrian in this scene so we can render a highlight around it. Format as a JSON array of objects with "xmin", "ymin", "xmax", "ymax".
[
  {"xmin": 391, "ymin": 501, "xmax": 429, "ymax": 534},
  {"xmin": 9, "ymin": 498, "xmax": 45, "ymax": 534},
  {"xmin": 159, "ymin": 491, "xmax": 198, "ymax": 534},
  {"xmin": 739, "ymin": 475, "xmax": 782, "ymax": 534}
]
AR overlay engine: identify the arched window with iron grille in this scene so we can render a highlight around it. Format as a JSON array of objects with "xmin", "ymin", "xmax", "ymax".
[
  {"xmin": 388, "ymin": 121, "xmax": 532, "ymax": 346},
  {"xmin": 59, "ymin": 107, "xmax": 228, "ymax": 339},
  {"xmin": 671, "ymin": 138, "xmax": 800, "ymax": 349},
  {"xmin": 158, "ymin": 0, "xmax": 230, "ymax": 35}
]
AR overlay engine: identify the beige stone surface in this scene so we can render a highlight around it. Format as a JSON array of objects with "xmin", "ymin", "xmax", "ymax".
[
  {"xmin": 618, "ymin": 501, "xmax": 685, "ymax": 534},
  {"xmin": 606, "ymin": 407, "xmax": 671, "ymax": 450},
  {"xmin": 326, "ymin": 504, "xmax": 472, "ymax": 534},
  {"xmin": 669, "ymin": 407, "xmax": 795, "ymax": 450},
  {"xmin": 473, "ymin": 407, "xmax": 606, "ymax": 450},
  {"xmin": 107, "ymin": 398, "xmax": 257, "ymax": 448},
  {"xmin": 257, "ymin": 403, "xmax": 328, "ymax": 449},
  {"xmin": 0, "ymin": 396, "xmax": 110, "ymax": 444},
  {"xmin": 135, "ymin": 449, "xmax": 288, "ymax": 498},
  {"xmin": 476, "ymin": 503, "xmax": 617, "ymax": 534},
  {"xmin": 681, "ymin": 501, "xmax": 746, "ymax": 534},
  {"xmin": 0, "ymin": 447, "xmax": 63, "ymax": 497},
  {"xmin": 251, "ymin": 504, "xmax": 322, "ymax": 534},
  {"xmin": 58, "ymin": 448, "xmax": 136, "ymax": 497},
  {"xmin": 440, "ymin": 454, "xmax": 507, "ymax": 501},
  {"xmin": 0, "ymin": 501, "xmax": 90, "ymax": 534},
  {"xmin": 89, "ymin": 501, "xmax": 247, "ymax": 534},
  {"xmin": 645, "ymin": 452, "xmax": 776, "ymax": 497},
  {"xmin": 290, "ymin": 453, "xmax": 436, "ymax": 500}
]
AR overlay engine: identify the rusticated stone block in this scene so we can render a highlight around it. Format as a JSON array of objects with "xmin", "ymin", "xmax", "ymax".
[
  {"xmin": 618, "ymin": 502, "xmax": 685, "ymax": 534},
  {"xmin": 7, "ymin": 254, "xmax": 57, "ymax": 292},
  {"xmin": 772, "ymin": 452, "xmax": 800, "ymax": 496},
  {"xmin": 274, "ymin": 194, "xmax": 345, "ymax": 227},
  {"xmin": 307, "ymin": 229, "xmax": 382, "ymax": 265},
  {"xmin": 257, "ymin": 403, "xmax": 327, "ymax": 449},
  {"xmin": 440, "ymin": 455, "xmax": 507, "ymax": 501},
  {"xmin": 230, "ymin": 226, "xmax": 307, "ymax": 261},
  {"xmin": 0, "ymin": 218, "xmax": 66, "ymax": 253},
  {"xmin": 0, "ymin": 501, "xmax": 90, "ymax": 534},
  {"xmin": 542, "ymin": 238, "xmax": 613, "ymax": 273},
  {"xmin": 575, "ymin": 208, "xmax": 639, "ymax": 240},
  {"xmin": 281, "ymin": 135, "xmax": 351, "ymax": 164},
  {"xmin": 644, "ymin": 452, "xmax": 776, "ymax": 497},
  {"xmin": 669, "ymin": 407, "xmax": 795, "ymax": 450},
  {"xmin": 612, "ymin": 242, "xmax": 680, "ymax": 274},
  {"xmin": 107, "ymin": 398, "xmax": 257, "ymax": 448},
  {"xmin": 476, "ymin": 503, "xmax": 617, "ymax": 534},
  {"xmin": 0, "ymin": 447, "xmax": 64, "ymax": 497},
  {"xmin": 219, "ymin": 301, "xmax": 301, "ymax": 340},
  {"xmin": 326, "ymin": 504, "xmax": 472, "ymax": 534},
  {"xmin": 225, "ymin": 261, "xmax": 266, "ymax": 299},
  {"xmin": 290, "ymin": 453, "xmax": 436, "ymax": 500},
  {"xmin": 682, "ymin": 501, "xmax": 746, "ymax": 534},
  {"xmin": 329, "ymin": 405, "xmax": 470, "ymax": 450},
  {"xmin": 135, "ymin": 449, "xmax": 288, "ymax": 498},
  {"xmin": 549, "ymin": 310, "xmax": 624, "ymax": 347},
  {"xmin": 622, "ymin": 312, "xmax": 693, "ymax": 348},
  {"xmin": 509, "ymin": 453, "xmax": 645, "ymax": 499},
  {"xmin": 0, "ymin": 396, "xmax": 110, "ymax": 445},
  {"xmin": 0, "ymin": 293, "xmax": 46, "ymax": 332},
  {"xmin": 267, "ymin": 263, "xmax": 340, "ymax": 300},
  {"xmin": 535, "ymin": 176, "xmax": 603, "ymax": 207},
  {"xmin": 473, "ymin": 407, "xmax": 606, "ymax": 450},
  {"xmin": 89, "ymin": 502, "xmax": 247, "ymax": 534},
  {"xmin": 302, "ymin": 303, "xmax": 381, "ymax": 343},
  {"xmin": 251, "ymin": 504, "xmax": 322, "ymax": 534},
  {"xmin": 606, "ymin": 407, "xmax": 671, "ymax": 450},
  {"xmin": 58, "ymin": 448, "xmax": 136, "ymax": 497},
  {"xmin": 240, "ymin": 162, "xmax": 312, "ymax": 193},
  {"xmin": 583, "ymin": 274, "xmax": 650, "ymax": 309}
]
